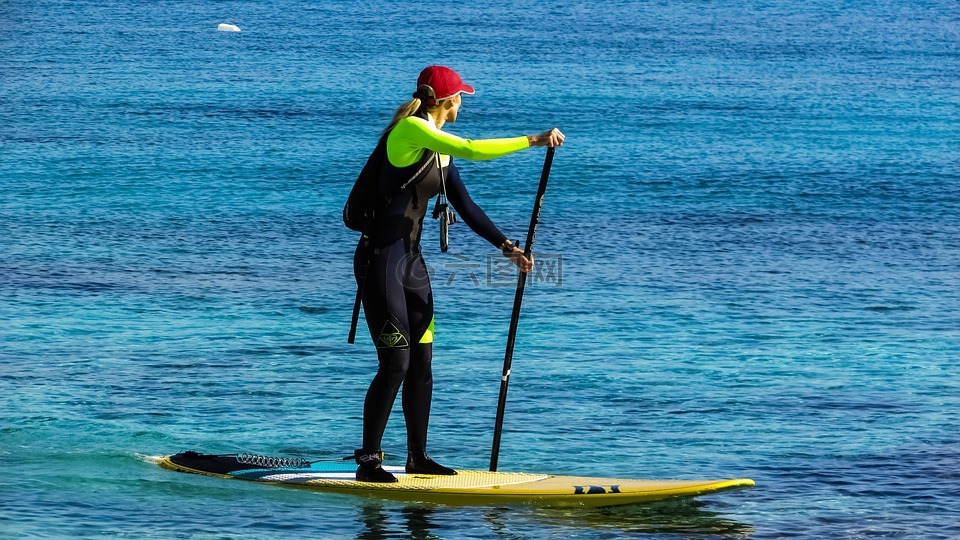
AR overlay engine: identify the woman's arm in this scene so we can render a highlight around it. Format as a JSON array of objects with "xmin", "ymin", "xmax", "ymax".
[
  {"xmin": 445, "ymin": 162, "xmax": 534, "ymax": 272},
  {"xmin": 387, "ymin": 116, "xmax": 529, "ymax": 167},
  {"xmin": 444, "ymin": 162, "xmax": 507, "ymax": 248}
]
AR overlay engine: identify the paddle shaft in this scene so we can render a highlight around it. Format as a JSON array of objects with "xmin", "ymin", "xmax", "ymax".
[
  {"xmin": 490, "ymin": 146, "xmax": 555, "ymax": 472},
  {"xmin": 347, "ymin": 273, "xmax": 363, "ymax": 344},
  {"xmin": 348, "ymin": 249, "xmax": 370, "ymax": 344}
]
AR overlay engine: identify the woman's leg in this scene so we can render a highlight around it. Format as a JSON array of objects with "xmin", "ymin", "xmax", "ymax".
[
  {"xmin": 401, "ymin": 253, "xmax": 455, "ymax": 475},
  {"xmin": 402, "ymin": 341, "xmax": 432, "ymax": 454},
  {"xmin": 355, "ymin": 242, "xmax": 412, "ymax": 481}
]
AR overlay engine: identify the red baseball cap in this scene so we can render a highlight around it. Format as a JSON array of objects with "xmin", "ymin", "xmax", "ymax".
[{"xmin": 416, "ymin": 66, "xmax": 475, "ymax": 101}]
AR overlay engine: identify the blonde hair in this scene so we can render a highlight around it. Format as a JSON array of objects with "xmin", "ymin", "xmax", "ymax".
[
  {"xmin": 383, "ymin": 98, "xmax": 424, "ymax": 135},
  {"xmin": 383, "ymin": 96, "xmax": 451, "ymax": 135}
]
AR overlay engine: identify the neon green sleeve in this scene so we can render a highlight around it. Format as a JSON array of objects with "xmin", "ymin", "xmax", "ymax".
[{"xmin": 386, "ymin": 116, "xmax": 530, "ymax": 168}]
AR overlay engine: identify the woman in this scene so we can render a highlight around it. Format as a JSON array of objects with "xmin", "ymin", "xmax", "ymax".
[{"xmin": 354, "ymin": 65, "xmax": 564, "ymax": 482}]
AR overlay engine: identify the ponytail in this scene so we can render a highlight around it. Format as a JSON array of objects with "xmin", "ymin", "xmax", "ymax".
[{"xmin": 384, "ymin": 98, "xmax": 423, "ymax": 135}]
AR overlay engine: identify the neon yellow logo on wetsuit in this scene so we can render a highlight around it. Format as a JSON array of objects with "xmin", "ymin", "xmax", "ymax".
[{"xmin": 376, "ymin": 321, "xmax": 409, "ymax": 349}]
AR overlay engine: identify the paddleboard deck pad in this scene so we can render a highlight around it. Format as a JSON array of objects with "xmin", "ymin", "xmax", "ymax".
[{"xmin": 154, "ymin": 451, "xmax": 754, "ymax": 507}]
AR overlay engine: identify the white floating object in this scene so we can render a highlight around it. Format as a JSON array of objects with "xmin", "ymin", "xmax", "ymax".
[{"xmin": 218, "ymin": 23, "xmax": 241, "ymax": 32}]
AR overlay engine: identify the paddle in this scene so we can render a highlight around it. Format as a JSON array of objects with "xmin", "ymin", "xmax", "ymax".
[
  {"xmin": 490, "ymin": 146, "xmax": 555, "ymax": 472},
  {"xmin": 347, "ymin": 269, "xmax": 364, "ymax": 344}
]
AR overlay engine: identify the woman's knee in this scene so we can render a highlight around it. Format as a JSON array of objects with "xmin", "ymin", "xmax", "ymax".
[{"xmin": 376, "ymin": 347, "xmax": 411, "ymax": 387}]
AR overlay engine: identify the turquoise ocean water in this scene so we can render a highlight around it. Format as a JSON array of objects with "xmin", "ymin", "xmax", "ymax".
[{"xmin": 2, "ymin": 1, "xmax": 959, "ymax": 538}]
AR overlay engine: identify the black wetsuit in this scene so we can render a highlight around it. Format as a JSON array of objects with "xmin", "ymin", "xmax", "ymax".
[{"xmin": 353, "ymin": 140, "xmax": 508, "ymax": 456}]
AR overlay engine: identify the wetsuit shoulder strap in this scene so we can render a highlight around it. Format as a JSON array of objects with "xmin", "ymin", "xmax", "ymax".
[
  {"xmin": 396, "ymin": 150, "xmax": 437, "ymax": 192},
  {"xmin": 387, "ymin": 111, "xmax": 438, "ymax": 211},
  {"xmin": 392, "ymin": 111, "xmax": 439, "ymax": 193}
]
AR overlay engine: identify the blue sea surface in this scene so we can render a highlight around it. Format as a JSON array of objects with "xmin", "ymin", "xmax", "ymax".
[{"xmin": 2, "ymin": 1, "xmax": 959, "ymax": 538}]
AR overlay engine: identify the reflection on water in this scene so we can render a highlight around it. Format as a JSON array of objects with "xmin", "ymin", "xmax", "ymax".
[
  {"xmin": 354, "ymin": 498, "xmax": 753, "ymax": 539},
  {"xmin": 356, "ymin": 504, "xmax": 441, "ymax": 540},
  {"xmin": 527, "ymin": 499, "xmax": 755, "ymax": 537}
]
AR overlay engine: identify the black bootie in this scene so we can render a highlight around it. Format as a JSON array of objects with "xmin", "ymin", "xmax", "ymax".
[
  {"xmin": 405, "ymin": 451, "xmax": 457, "ymax": 475},
  {"xmin": 355, "ymin": 450, "xmax": 397, "ymax": 483}
]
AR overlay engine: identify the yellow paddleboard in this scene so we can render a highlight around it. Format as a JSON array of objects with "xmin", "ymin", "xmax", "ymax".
[{"xmin": 154, "ymin": 452, "xmax": 754, "ymax": 508}]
